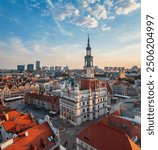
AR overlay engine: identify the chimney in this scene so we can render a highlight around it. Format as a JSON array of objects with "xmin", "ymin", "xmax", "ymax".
[
  {"xmin": 5, "ymin": 113, "xmax": 9, "ymax": 121},
  {"xmin": 25, "ymin": 131, "xmax": 28, "ymax": 137}
]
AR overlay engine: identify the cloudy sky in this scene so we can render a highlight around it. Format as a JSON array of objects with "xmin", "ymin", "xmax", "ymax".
[{"xmin": 0, "ymin": 0, "xmax": 141, "ymax": 69}]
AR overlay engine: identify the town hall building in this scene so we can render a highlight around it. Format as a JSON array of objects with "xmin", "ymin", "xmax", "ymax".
[{"xmin": 59, "ymin": 35, "xmax": 112, "ymax": 126}]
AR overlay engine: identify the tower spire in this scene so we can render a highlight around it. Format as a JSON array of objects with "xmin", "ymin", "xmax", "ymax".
[{"xmin": 87, "ymin": 34, "xmax": 90, "ymax": 47}]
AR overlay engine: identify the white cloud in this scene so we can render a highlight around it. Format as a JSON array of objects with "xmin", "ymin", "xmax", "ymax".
[
  {"xmin": 75, "ymin": 15, "xmax": 98, "ymax": 28},
  {"xmin": 8, "ymin": 17, "xmax": 19, "ymax": 23},
  {"xmin": 101, "ymin": 25, "xmax": 111, "ymax": 31},
  {"xmin": 45, "ymin": 0, "xmax": 73, "ymax": 36},
  {"xmin": 55, "ymin": 20, "xmax": 73, "ymax": 37},
  {"xmin": 7, "ymin": 37, "xmax": 30, "ymax": 54},
  {"xmin": 104, "ymin": 0, "xmax": 114, "ymax": 8},
  {"xmin": 50, "ymin": 3, "xmax": 79, "ymax": 21},
  {"xmin": 115, "ymin": 0, "xmax": 140, "ymax": 15},
  {"xmin": 41, "ymin": 9, "xmax": 49, "ymax": 17},
  {"xmin": 79, "ymin": 0, "xmax": 98, "ymax": 8},
  {"xmin": 87, "ymin": 4, "xmax": 107, "ymax": 20}
]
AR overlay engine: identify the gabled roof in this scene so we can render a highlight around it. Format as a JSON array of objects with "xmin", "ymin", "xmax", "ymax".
[
  {"xmin": 2, "ymin": 114, "xmax": 36, "ymax": 134},
  {"xmin": 26, "ymin": 93, "xmax": 59, "ymax": 104},
  {"xmin": 4, "ymin": 122, "xmax": 57, "ymax": 150},
  {"xmin": 99, "ymin": 111, "xmax": 141, "ymax": 140},
  {"xmin": 7, "ymin": 110, "xmax": 22, "ymax": 120},
  {"xmin": 76, "ymin": 78, "xmax": 107, "ymax": 91},
  {"xmin": 77, "ymin": 122, "xmax": 140, "ymax": 150}
]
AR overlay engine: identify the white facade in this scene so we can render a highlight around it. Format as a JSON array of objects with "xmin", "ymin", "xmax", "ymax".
[
  {"xmin": 84, "ymin": 67, "xmax": 94, "ymax": 78},
  {"xmin": 76, "ymin": 138, "xmax": 96, "ymax": 150},
  {"xmin": 0, "ymin": 83, "xmax": 40, "ymax": 101},
  {"xmin": 59, "ymin": 79, "xmax": 108, "ymax": 126}
]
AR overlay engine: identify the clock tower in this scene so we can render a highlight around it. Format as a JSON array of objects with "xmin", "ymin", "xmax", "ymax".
[{"xmin": 84, "ymin": 35, "xmax": 94, "ymax": 78}]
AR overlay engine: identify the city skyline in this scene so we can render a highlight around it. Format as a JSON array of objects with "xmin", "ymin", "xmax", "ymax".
[{"xmin": 0, "ymin": 0, "xmax": 141, "ymax": 69}]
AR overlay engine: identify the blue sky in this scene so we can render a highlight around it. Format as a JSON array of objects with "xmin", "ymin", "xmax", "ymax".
[{"xmin": 0, "ymin": 0, "xmax": 141, "ymax": 69}]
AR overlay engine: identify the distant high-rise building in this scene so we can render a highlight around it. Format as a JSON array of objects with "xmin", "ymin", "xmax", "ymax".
[
  {"xmin": 36, "ymin": 61, "xmax": 40, "ymax": 71},
  {"xmin": 27, "ymin": 64, "xmax": 34, "ymax": 72},
  {"xmin": 17, "ymin": 65, "xmax": 25, "ymax": 73}
]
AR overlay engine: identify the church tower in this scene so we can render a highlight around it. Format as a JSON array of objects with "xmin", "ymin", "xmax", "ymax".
[{"xmin": 84, "ymin": 35, "xmax": 94, "ymax": 78}]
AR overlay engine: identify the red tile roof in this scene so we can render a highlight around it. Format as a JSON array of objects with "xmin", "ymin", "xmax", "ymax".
[
  {"xmin": 2, "ymin": 114, "xmax": 36, "ymax": 134},
  {"xmin": 4, "ymin": 122, "xmax": 58, "ymax": 150},
  {"xmin": 26, "ymin": 93, "xmax": 59, "ymax": 105},
  {"xmin": 99, "ymin": 111, "xmax": 141, "ymax": 141},
  {"xmin": 7, "ymin": 110, "xmax": 22, "ymax": 121},
  {"xmin": 77, "ymin": 122, "xmax": 140, "ymax": 150},
  {"xmin": 76, "ymin": 78, "xmax": 107, "ymax": 92}
]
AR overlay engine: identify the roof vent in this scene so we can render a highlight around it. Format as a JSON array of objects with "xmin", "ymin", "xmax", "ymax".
[
  {"xmin": 12, "ymin": 134, "xmax": 18, "ymax": 138},
  {"xmin": 48, "ymin": 136, "xmax": 54, "ymax": 142}
]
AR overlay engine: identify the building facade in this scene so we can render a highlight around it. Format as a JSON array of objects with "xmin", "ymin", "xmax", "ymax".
[
  {"xmin": 17, "ymin": 65, "xmax": 25, "ymax": 73},
  {"xmin": 0, "ymin": 83, "xmax": 40, "ymax": 102},
  {"xmin": 25, "ymin": 92, "xmax": 59, "ymax": 112},
  {"xmin": 36, "ymin": 61, "xmax": 40, "ymax": 71},
  {"xmin": 27, "ymin": 64, "xmax": 34, "ymax": 72}
]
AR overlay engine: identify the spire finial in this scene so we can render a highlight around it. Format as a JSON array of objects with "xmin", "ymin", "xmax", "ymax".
[{"xmin": 87, "ymin": 34, "xmax": 90, "ymax": 47}]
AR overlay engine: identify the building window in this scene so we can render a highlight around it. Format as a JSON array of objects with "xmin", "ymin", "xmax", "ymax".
[
  {"xmin": 81, "ymin": 142, "xmax": 83, "ymax": 146},
  {"xmin": 83, "ymin": 102, "xmax": 85, "ymax": 105},
  {"xmin": 84, "ymin": 115, "xmax": 86, "ymax": 118},
  {"xmin": 85, "ymin": 144, "xmax": 88, "ymax": 150},
  {"xmin": 87, "ymin": 108, "xmax": 89, "ymax": 111},
  {"xmin": 83, "ymin": 109, "xmax": 85, "ymax": 113},
  {"xmin": 87, "ymin": 114, "xmax": 89, "ymax": 117},
  {"xmin": 98, "ymin": 105, "xmax": 99, "ymax": 108}
]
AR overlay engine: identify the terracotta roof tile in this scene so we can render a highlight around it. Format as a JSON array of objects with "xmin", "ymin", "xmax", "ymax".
[
  {"xmin": 26, "ymin": 93, "xmax": 59, "ymax": 104},
  {"xmin": 77, "ymin": 122, "xmax": 140, "ymax": 150},
  {"xmin": 4, "ymin": 122, "xmax": 57, "ymax": 150},
  {"xmin": 7, "ymin": 110, "xmax": 22, "ymax": 120},
  {"xmin": 2, "ymin": 114, "xmax": 35, "ymax": 134}
]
